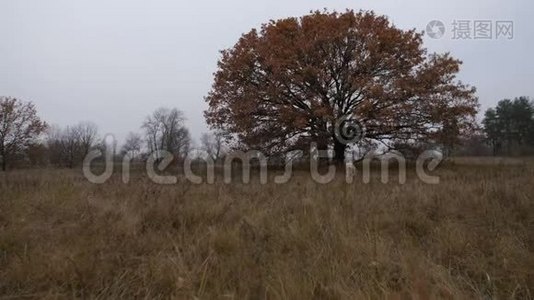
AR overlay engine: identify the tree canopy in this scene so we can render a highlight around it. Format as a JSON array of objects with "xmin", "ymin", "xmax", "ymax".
[
  {"xmin": 0, "ymin": 97, "xmax": 47, "ymax": 170},
  {"xmin": 205, "ymin": 10, "xmax": 478, "ymax": 161},
  {"xmin": 483, "ymin": 97, "xmax": 534, "ymax": 155}
]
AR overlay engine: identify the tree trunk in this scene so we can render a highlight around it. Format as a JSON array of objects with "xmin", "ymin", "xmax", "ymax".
[
  {"xmin": 0, "ymin": 143, "xmax": 5, "ymax": 171},
  {"xmin": 314, "ymin": 137, "xmax": 329, "ymax": 165},
  {"xmin": 1, "ymin": 153, "xmax": 6, "ymax": 171},
  {"xmin": 333, "ymin": 140, "xmax": 346, "ymax": 163}
]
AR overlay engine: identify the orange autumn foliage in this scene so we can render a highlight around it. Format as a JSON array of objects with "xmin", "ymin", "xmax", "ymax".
[{"xmin": 205, "ymin": 10, "xmax": 478, "ymax": 160}]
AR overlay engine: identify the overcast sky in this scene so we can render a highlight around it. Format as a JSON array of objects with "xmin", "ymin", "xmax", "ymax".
[{"xmin": 0, "ymin": 0, "xmax": 532, "ymax": 145}]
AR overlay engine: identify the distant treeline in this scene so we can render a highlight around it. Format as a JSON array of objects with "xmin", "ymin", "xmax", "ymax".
[
  {"xmin": 482, "ymin": 97, "xmax": 534, "ymax": 156},
  {"xmin": 436, "ymin": 97, "xmax": 534, "ymax": 157},
  {"xmin": 0, "ymin": 96, "xmax": 533, "ymax": 171},
  {"xmin": 0, "ymin": 97, "xmax": 227, "ymax": 170}
]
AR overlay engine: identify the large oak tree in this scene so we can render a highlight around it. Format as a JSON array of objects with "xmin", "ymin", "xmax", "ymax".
[{"xmin": 205, "ymin": 10, "xmax": 478, "ymax": 161}]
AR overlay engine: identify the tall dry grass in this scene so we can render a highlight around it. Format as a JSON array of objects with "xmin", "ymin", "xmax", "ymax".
[{"xmin": 0, "ymin": 164, "xmax": 533, "ymax": 299}]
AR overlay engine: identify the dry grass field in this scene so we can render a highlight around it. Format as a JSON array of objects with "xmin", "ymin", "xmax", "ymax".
[{"xmin": 0, "ymin": 162, "xmax": 533, "ymax": 299}]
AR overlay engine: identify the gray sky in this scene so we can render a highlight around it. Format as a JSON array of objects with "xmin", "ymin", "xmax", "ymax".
[{"xmin": 1, "ymin": 0, "xmax": 532, "ymax": 145}]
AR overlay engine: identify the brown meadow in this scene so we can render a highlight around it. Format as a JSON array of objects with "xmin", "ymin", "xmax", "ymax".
[{"xmin": 0, "ymin": 161, "xmax": 533, "ymax": 299}]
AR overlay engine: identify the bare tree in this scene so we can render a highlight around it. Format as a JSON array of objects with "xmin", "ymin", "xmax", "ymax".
[
  {"xmin": 0, "ymin": 97, "xmax": 47, "ymax": 171},
  {"xmin": 46, "ymin": 125, "xmax": 67, "ymax": 166},
  {"xmin": 142, "ymin": 108, "xmax": 191, "ymax": 159},
  {"xmin": 59, "ymin": 126, "xmax": 82, "ymax": 168},
  {"xmin": 75, "ymin": 122, "xmax": 98, "ymax": 158},
  {"xmin": 200, "ymin": 131, "xmax": 226, "ymax": 161},
  {"xmin": 97, "ymin": 135, "xmax": 117, "ymax": 158},
  {"xmin": 46, "ymin": 122, "xmax": 98, "ymax": 168},
  {"xmin": 171, "ymin": 127, "xmax": 191, "ymax": 158},
  {"xmin": 121, "ymin": 132, "xmax": 143, "ymax": 159}
]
